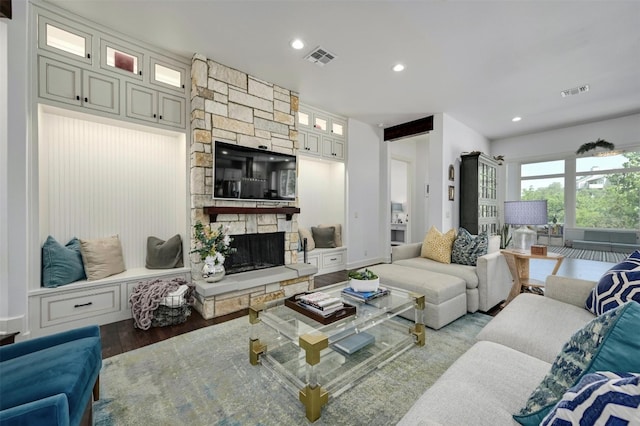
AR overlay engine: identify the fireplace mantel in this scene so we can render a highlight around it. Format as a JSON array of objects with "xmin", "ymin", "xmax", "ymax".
[{"xmin": 204, "ymin": 206, "xmax": 301, "ymax": 222}]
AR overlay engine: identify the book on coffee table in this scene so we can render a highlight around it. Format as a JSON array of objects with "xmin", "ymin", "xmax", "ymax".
[
  {"xmin": 341, "ymin": 286, "xmax": 390, "ymax": 302},
  {"xmin": 331, "ymin": 332, "xmax": 375, "ymax": 355}
]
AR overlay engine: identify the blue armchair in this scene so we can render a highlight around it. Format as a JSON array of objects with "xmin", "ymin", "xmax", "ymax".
[{"xmin": 0, "ymin": 326, "xmax": 102, "ymax": 426}]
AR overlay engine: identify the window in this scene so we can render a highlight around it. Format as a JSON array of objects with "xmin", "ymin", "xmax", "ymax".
[
  {"xmin": 520, "ymin": 160, "xmax": 565, "ymax": 225},
  {"xmin": 519, "ymin": 151, "xmax": 640, "ymax": 230},
  {"xmin": 575, "ymin": 152, "xmax": 640, "ymax": 229}
]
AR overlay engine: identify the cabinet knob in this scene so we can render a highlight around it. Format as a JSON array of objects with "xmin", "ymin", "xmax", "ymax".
[
  {"xmin": 159, "ymin": 115, "xmax": 163, "ymax": 120},
  {"xmin": 153, "ymin": 114, "xmax": 157, "ymax": 118},
  {"xmin": 139, "ymin": 71, "xmax": 142, "ymax": 76},
  {"xmin": 76, "ymin": 95, "xmax": 80, "ymax": 101},
  {"xmin": 84, "ymin": 97, "xmax": 88, "ymax": 103},
  {"xmin": 87, "ymin": 53, "xmax": 91, "ymax": 59}
]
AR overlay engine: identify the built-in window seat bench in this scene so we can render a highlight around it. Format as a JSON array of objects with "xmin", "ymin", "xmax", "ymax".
[
  {"xmin": 28, "ymin": 267, "xmax": 191, "ymax": 338},
  {"xmin": 298, "ymin": 246, "xmax": 347, "ymax": 275},
  {"xmin": 572, "ymin": 230, "xmax": 639, "ymax": 253}
]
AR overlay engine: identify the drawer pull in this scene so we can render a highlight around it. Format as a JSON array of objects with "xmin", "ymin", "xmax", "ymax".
[
  {"xmin": 74, "ymin": 302, "xmax": 93, "ymax": 308},
  {"xmin": 330, "ymin": 257, "xmax": 337, "ymax": 261}
]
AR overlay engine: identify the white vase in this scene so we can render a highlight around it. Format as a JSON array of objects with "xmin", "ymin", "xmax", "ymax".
[{"xmin": 202, "ymin": 262, "xmax": 226, "ymax": 283}]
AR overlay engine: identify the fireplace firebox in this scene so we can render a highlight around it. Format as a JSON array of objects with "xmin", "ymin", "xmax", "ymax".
[{"xmin": 224, "ymin": 232, "xmax": 285, "ymax": 275}]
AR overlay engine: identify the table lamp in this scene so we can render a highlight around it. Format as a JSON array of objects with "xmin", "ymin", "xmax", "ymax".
[{"xmin": 504, "ymin": 200, "xmax": 548, "ymax": 251}]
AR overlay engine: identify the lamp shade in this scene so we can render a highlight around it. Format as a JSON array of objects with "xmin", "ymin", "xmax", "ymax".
[{"xmin": 504, "ymin": 200, "xmax": 548, "ymax": 226}]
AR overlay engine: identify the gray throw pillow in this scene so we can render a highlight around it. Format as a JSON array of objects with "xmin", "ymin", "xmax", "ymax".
[
  {"xmin": 146, "ymin": 234, "xmax": 184, "ymax": 269},
  {"xmin": 312, "ymin": 226, "xmax": 336, "ymax": 248}
]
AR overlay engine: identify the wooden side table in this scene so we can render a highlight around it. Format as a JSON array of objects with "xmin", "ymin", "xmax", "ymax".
[{"xmin": 501, "ymin": 249, "xmax": 564, "ymax": 306}]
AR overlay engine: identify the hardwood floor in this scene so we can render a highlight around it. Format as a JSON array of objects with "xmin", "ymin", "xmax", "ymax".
[{"xmin": 99, "ymin": 270, "xmax": 349, "ymax": 359}]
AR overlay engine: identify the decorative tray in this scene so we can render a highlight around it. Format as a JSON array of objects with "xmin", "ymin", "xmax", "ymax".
[{"xmin": 284, "ymin": 294, "xmax": 356, "ymax": 325}]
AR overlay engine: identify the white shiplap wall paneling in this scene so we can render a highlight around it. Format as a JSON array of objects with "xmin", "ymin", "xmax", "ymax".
[{"xmin": 39, "ymin": 109, "xmax": 187, "ymax": 269}]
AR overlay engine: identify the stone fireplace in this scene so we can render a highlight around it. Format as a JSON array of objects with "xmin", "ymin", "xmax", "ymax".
[{"xmin": 189, "ymin": 54, "xmax": 316, "ymax": 319}]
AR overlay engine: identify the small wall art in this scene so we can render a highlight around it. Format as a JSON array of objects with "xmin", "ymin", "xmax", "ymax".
[{"xmin": 448, "ymin": 185, "xmax": 455, "ymax": 201}]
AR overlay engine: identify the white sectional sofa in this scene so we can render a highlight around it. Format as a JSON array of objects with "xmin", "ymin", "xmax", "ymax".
[{"xmin": 397, "ymin": 275, "xmax": 603, "ymax": 425}]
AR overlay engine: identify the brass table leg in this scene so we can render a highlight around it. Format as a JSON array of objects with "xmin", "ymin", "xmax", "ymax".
[
  {"xmin": 299, "ymin": 333, "xmax": 329, "ymax": 422},
  {"xmin": 409, "ymin": 292, "xmax": 426, "ymax": 347}
]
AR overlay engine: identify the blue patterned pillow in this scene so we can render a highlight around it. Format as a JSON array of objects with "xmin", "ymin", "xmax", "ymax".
[
  {"xmin": 451, "ymin": 228, "xmax": 488, "ymax": 266},
  {"xmin": 514, "ymin": 301, "xmax": 640, "ymax": 425},
  {"xmin": 42, "ymin": 235, "xmax": 86, "ymax": 287},
  {"xmin": 541, "ymin": 372, "xmax": 640, "ymax": 425},
  {"xmin": 585, "ymin": 250, "xmax": 640, "ymax": 315}
]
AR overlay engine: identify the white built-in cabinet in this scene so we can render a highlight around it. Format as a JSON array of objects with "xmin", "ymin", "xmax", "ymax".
[
  {"xmin": 34, "ymin": 5, "xmax": 189, "ymax": 129},
  {"xmin": 29, "ymin": 3, "xmax": 191, "ymax": 337},
  {"xmin": 297, "ymin": 104, "xmax": 348, "ymax": 275},
  {"xmin": 38, "ymin": 56, "xmax": 120, "ymax": 114},
  {"xmin": 297, "ymin": 105, "xmax": 347, "ymax": 161}
]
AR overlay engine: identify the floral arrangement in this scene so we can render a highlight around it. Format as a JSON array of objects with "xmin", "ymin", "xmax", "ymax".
[{"xmin": 191, "ymin": 221, "xmax": 236, "ymax": 265}]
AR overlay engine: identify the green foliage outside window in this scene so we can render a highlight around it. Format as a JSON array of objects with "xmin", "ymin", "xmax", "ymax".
[{"xmin": 520, "ymin": 152, "xmax": 640, "ymax": 230}]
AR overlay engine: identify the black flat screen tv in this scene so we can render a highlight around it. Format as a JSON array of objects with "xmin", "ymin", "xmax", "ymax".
[{"xmin": 213, "ymin": 141, "xmax": 297, "ymax": 202}]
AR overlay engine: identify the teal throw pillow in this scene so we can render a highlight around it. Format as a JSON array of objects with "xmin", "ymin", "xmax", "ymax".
[
  {"xmin": 451, "ymin": 228, "xmax": 488, "ymax": 266},
  {"xmin": 540, "ymin": 372, "xmax": 640, "ymax": 425},
  {"xmin": 514, "ymin": 301, "xmax": 640, "ymax": 425},
  {"xmin": 585, "ymin": 250, "xmax": 640, "ymax": 315},
  {"xmin": 42, "ymin": 235, "xmax": 86, "ymax": 287}
]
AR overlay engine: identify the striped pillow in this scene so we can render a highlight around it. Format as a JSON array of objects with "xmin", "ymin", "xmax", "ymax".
[{"xmin": 541, "ymin": 372, "xmax": 640, "ymax": 426}]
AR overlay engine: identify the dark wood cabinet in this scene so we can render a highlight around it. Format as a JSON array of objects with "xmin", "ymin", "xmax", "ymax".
[{"xmin": 459, "ymin": 153, "xmax": 499, "ymax": 235}]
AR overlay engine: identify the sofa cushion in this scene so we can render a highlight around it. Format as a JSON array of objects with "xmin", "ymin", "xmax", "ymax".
[
  {"xmin": 298, "ymin": 227, "xmax": 315, "ymax": 251},
  {"xmin": 585, "ymin": 250, "xmax": 640, "ymax": 315},
  {"xmin": 367, "ymin": 263, "xmax": 465, "ymax": 305},
  {"xmin": 80, "ymin": 235, "xmax": 126, "ymax": 280},
  {"xmin": 395, "ymin": 257, "xmax": 479, "ymax": 289},
  {"xmin": 41, "ymin": 236, "xmax": 86, "ymax": 288},
  {"xmin": 0, "ymin": 336, "xmax": 102, "ymax": 425},
  {"xmin": 451, "ymin": 228, "xmax": 488, "ymax": 266},
  {"xmin": 146, "ymin": 234, "xmax": 183, "ymax": 269},
  {"xmin": 420, "ymin": 226, "xmax": 456, "ymax": 264},
  {"xmin": 514, "ymin": 301, "xmax": 640, "ymax": 425},
  {"xmin": 540, "ymin": 372, "xmax": 640, "ymax": 426},
  {"xmin": 397, "ymin": 341, "xmax": 550, "ymax": 426},
  {"xmin": 477, "ymin": 294, "xmax": 595, "ymax": 363}
]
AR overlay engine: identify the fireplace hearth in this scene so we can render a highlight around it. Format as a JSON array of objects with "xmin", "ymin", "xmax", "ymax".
[{"xmin": 224, "ymin": 232, "xmax": 285, "ymax": 275}]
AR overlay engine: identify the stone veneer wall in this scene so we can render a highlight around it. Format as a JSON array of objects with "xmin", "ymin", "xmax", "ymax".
[{"xmin": 189, "ymin": 54, "xmax": 310, "ymax": 317}]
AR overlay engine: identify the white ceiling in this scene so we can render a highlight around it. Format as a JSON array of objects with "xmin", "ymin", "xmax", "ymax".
[{"xmin": 44, "ymin": 0, "xmax": 640, "ymax": 140}]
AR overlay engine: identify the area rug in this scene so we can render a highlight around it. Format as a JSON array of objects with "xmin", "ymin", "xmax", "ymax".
[
  {"xmin": 549, "ymin": 246, "xmax": 629, "ymax": 263},
  {"xmin": 95, "ymin": 312, "xmax": 491, "ymax": 426}
]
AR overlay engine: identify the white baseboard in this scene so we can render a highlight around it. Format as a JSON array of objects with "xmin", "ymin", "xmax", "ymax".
[{"xmin": 0, "ymin": 314, "xmax": 25, "ymax": 335}]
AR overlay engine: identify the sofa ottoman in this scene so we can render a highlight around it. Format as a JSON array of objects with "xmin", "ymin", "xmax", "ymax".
[{"xmin": 367, "ymin": 263, "xmax": 467, "ymax": 329}]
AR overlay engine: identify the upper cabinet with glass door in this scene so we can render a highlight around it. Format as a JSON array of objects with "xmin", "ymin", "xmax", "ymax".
[
  {"xmin": 38, "ymin": 15, "xmax": 92, "ymax": 65},
  {"xmin": 150, "ymin": 57, "xmax": 188, "ymax": 95},
  {"xmin": 100, "ymin": 38, "xmax": 144, "ymax": 80}
]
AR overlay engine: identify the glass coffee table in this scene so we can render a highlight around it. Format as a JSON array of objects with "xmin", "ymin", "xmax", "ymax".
[{"xmin": 249, "ymin": 281, "xmax": 425, "ymax": 422}]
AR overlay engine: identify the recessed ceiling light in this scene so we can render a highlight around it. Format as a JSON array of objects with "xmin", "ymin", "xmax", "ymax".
[
  {"xmin": 512, "ymin": 116, "xmax": 522, "ymax": 122},
  {"xmin": 377, "ymin": 123, "xmax": 385, "ymax": 128},
  {"xmin": 392, "ymin": 64, "xmax": 405, "ymax": 72},
  {"xmin": 290, "ymin": 39, "xmax": 305, "ymax": 50}
]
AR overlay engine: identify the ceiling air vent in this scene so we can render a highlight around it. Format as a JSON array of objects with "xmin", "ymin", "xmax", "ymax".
[
  {"xmin": 304, "ymin": 46, "xmax": 337, "ymax": 67},
  {"xmin": 561, "ymin": 84, "xmax": 590, "ymax": 98}
]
